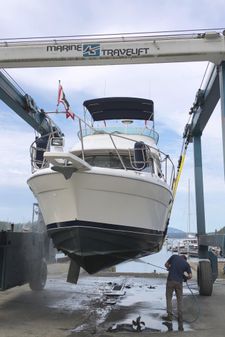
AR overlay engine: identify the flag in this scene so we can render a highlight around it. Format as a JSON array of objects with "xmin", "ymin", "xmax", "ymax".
[
  {"xmin": 66, "ymin": 108, "xmax": 75, "ymax": 120},
  {"xmin": 57, "ymin": 81, "xmax": 75, "ymax": 120}
]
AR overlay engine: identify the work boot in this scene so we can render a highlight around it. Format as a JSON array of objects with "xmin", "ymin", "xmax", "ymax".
[
  {"xmin": 162, "ymin": 314, "xmax": 173, "ymax": 321},
  {"xmin": 162, "ymin": 321, "xmax": 173, "ymax": 331},
  {"xmin": 178, "ymin": 325, "xmax": 184, "ymax": 331},
  {"xmin": 178, "ymin": 319, "xmax": 184, "ymax": 331}
]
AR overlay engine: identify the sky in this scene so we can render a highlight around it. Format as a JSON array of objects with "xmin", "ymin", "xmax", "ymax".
[{"xmin": 0, "ymin": 0, "xmax": 225, "ymax": 233}]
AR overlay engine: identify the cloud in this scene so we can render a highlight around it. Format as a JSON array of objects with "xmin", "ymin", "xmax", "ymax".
[
  {"xmin": 0, "ymin": 0, "xmax": 224, "ymax": 40},
  {"xmin": 8, "ymin": 61, "xmax": 208, "ymax": 132},
  {"xmin": 1, "ymin": 0, "xmax": 225, "ymax": 229},
  {"xmin": 0, "ymin": 126, "xmax": 34, "ymax": 187}
]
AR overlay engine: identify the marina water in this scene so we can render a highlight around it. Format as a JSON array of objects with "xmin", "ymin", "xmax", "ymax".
[{"xmin": 116, "ymin": 244, "xmax": 173, "ymax": 273}]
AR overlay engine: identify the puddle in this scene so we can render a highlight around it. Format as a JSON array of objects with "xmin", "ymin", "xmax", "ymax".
[{"xmin": 45, "ymin": 275, "xmax": 194, "ymax": 333}]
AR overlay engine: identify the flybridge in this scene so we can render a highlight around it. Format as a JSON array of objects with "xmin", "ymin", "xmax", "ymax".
[{"xmin": 1, "ymin": 29, "xmax": 225, "ymax": 68}]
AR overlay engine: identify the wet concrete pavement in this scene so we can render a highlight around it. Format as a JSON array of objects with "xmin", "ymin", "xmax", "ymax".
[{"xmin": 0, "ymin": 262, "xmax": 225, "ymax": 337}]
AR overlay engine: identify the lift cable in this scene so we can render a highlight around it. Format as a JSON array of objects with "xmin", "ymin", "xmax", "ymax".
[
  {"xmin": 1, "ymin": 68, "xmax": 26, "ymax": 95},
  {"xmin": 172, "ymin": 58, "xmax": 211, "ymax": 199},
  {"xmin": 172, "ymin": 114, "xmax": 192, "ymax": 198},
  {"xmin": 199, "ymin": 62, "xmax": 210, "ymax": 90}
]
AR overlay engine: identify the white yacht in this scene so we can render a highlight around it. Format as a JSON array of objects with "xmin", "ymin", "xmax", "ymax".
[{"xmin": 27, "ymin": 97, "xmax": 175, "ymax": 274}]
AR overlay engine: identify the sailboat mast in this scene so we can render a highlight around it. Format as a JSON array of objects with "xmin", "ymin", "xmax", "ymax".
[{"xmin": 188, "ymin": 178, "xmax": 191, "ymax": 234}]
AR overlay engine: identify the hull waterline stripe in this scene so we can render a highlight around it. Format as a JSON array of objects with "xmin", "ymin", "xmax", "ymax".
[{"xmin": 47, "ymin": 219, "xmax": 165, "ymax": 235}]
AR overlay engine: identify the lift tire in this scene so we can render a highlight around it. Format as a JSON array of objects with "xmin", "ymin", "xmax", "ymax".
[
  {"xmin": 29, "ymin": 259, "xmax": 47, "ymax": 291},
  {"xmin": 197, "ymin": 260, "xmax": 213, "ymax": 296}
]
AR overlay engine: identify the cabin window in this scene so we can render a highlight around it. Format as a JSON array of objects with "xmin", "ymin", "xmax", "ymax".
[
  {"xmin": 84, "ymin": 154, "xmax": 132, "ymax": 169},
  {"xmin": 84, "ymin": 154, "xmax": 154, "ymax": 172}
]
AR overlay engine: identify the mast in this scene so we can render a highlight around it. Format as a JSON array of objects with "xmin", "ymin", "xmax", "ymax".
[{"xmin": 187, "ymin": 178, "xmax": 191, "ymax": 235}]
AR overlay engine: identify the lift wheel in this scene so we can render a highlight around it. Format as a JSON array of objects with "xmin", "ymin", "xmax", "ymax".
[
  {"xmin": 29, "ymin": 259, "xmax": 47, "ymax": 291},
  {"xmin": 197, "ymin": 260, "xmax": 213, "ymax": 296}
]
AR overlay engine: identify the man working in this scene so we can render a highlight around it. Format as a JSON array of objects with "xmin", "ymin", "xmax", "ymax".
[{"xmin": 162, "ymin": 254, "xmax": 192, "ymax": 331}]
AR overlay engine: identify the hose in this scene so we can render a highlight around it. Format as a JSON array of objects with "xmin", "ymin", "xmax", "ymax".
[
  {"xmin": 133, "ymin": 258, "xmax": 200, "ymax": 323},
  {"xmin": 183, "ymin": 280, "xmax": 200, "ymax": 323}
]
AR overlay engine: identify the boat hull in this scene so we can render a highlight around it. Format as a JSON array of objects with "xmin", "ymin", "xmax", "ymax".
[
  {"xmin": 28, "ymin": 168, "xmax": 172, "ymax": 273},
  {"xmin": 48, "ymin": 220, "xmax": 165, "ymax": 273}
]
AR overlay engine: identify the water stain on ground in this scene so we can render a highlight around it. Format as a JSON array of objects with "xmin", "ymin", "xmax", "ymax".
[
  {"xmin": 0, "ymin": 264, "xmax": 196, "ymax": 336},
  {"xmin": 68, "ymin": 275, "xmax": 194, "ymax": 334}
]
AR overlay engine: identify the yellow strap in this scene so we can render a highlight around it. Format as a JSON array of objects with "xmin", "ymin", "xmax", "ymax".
[{"xmin": 172, "ymin": 152, "xmax": 186, "ymax": 197}]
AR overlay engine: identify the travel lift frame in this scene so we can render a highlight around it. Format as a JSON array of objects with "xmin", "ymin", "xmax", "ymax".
[{"xmin": 1, "ymin": 29, "xmax": 225, "ymax": 295}]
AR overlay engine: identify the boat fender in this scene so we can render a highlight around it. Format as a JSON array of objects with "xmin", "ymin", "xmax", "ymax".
[{"xmin": 134, "ymin": 141, "xmax": 147, "ymax": 169}]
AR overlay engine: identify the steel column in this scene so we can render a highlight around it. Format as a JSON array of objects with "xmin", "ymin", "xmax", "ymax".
[
  {"xmin": 193, "ymin": 135, "xmax": 208, "ymax": 258},
  {"xmin": 0, "ymin": 71, "xmax": 62, "ymax": 136},
  {"xmin": 219, "ymin": 61, "xmax": 225, "ymax": 178}
]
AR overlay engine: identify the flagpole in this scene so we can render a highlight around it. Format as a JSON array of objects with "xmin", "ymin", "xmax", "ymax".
[
  {"xmin": 56, "ymin": 80, "xmax": 75, "ymax": 120},
  {"xmin": 46, "ymin": 111, "xmax": 69, "ymax": 114}
]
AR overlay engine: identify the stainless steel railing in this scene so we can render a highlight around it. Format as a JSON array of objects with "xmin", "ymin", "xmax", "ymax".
[{"xmin": 30, "ymin": 114, "xmax": 175, "ymax": 188}]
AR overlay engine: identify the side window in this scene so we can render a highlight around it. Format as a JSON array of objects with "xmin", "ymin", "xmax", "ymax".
[
  {"xmin": 142, "ymin": 158, "xmax": 154, "ymax": 173},
  {"xmin": 92, "ymin": 156, "xmax": 111, "ymax": 168}
]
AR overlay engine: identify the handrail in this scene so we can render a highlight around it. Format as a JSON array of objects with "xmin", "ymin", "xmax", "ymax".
[
  {"xmin": 109, "ymin": 134, "xmax": 127, "ymax": 170},
  {"xmin": 77, "ymin": 126, "xmax": 159, "ymax": 144},
  {"xmin": 30, "ymin": 126, "xmax": 61, "ymax": 172},
  {"xmin": 29, "ymin": 112, "xmax": 175, "ymax": 189},
  {"xmin": 1, "ymin": 28, "xmax": 223, "ymax": 45}
]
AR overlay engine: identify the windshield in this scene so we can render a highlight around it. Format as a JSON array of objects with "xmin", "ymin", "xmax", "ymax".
[{"xmin": 83, "ymin": 154, "xmax": 154, "ymax": 172}]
